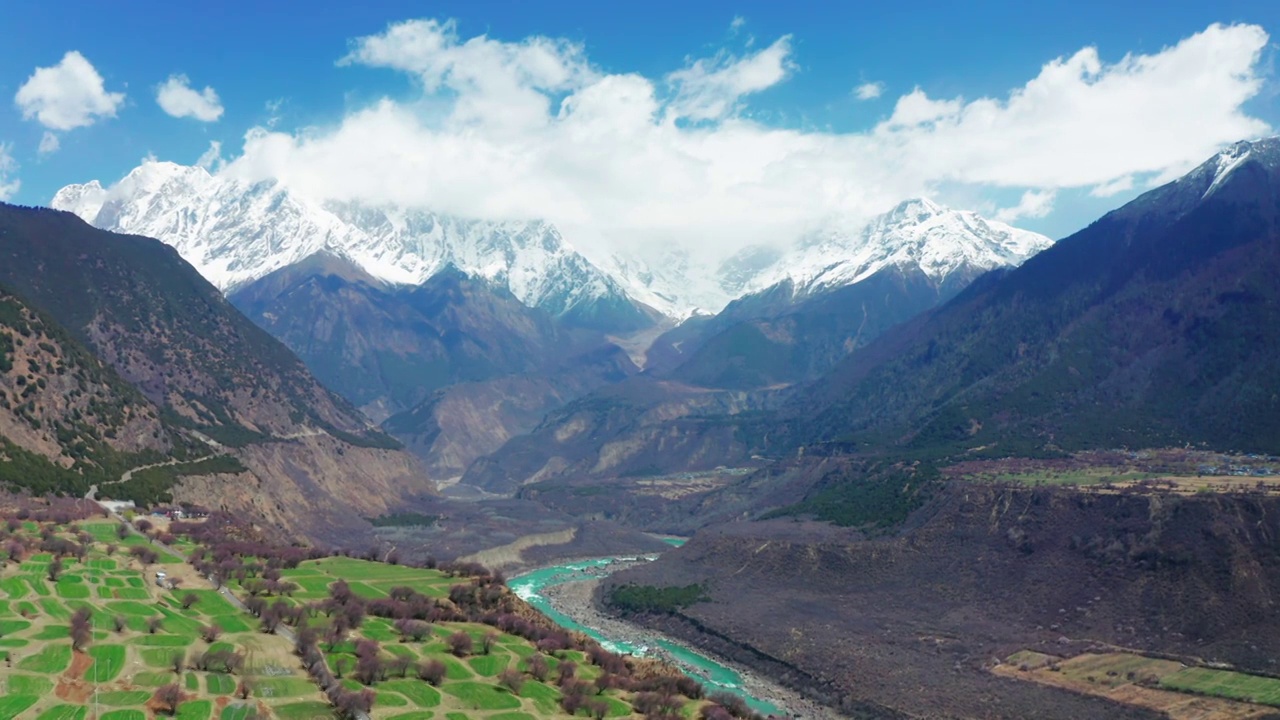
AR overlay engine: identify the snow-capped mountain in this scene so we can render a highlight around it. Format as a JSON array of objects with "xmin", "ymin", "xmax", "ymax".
[
  {"xmin": 589, "ymin": 198, "xmax": 1050, "ymax": 319},
  {"xmin": 51, "ymin": 161, "xmax": 650, "ymax": 330},
  {"xmin": 52, "ymin": 161, "xmax": 1051, "ymax": 326},
  {"xmin": 742, "ymin": 198, "xmax": 1052, "ymax": 301}
]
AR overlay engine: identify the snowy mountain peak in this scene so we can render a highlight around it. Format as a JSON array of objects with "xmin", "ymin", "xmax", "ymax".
[
  {"xmin": 885, "ymin": 196, "xmax": 945, "ymax": 223},
  {"xmin": 52, "ymin": 161, "xmax": 648, "ymax": 329},
  {"xmin": 52, "ymin": 161, "xmax": 1053, "ymax": 324},
  {"xmin": 743, "ymin": 198, "xmax": 1053, "ymax": 300},
  {"xmin": 1197, "ymin": 136, "xmax": 1280, "ymax": 199}
]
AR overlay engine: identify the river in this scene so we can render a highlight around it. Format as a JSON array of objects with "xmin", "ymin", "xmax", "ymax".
[{"xmin": 509, "ymin": 542, "xmax": 786, "ymax": 717}]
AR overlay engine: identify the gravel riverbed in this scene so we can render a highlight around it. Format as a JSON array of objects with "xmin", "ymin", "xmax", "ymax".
[{"xmin": 536, "ymin": 559, "xmax": 833, "ymax": 719}]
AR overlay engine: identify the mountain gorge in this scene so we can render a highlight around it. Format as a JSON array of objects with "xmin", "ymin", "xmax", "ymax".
[
  {"xmin": 53, "ymin": 162, "xmax": 1053, "ymax": 499},
  {"xmin": 594, "ymin": 138, "xmax": 1280, "ymax": 718},
  {"xmin": 462, "ymin": 201, "xmax": 1052, "ymax": 495}
]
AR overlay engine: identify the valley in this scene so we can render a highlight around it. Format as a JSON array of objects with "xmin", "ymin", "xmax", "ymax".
[
  {"xmin": 0, "ymin": 492, "xmax": 760, "ymax": 720},
  {"xmin": 1, "ymin": 28, "xmax": 1279, "ymax": 716}
]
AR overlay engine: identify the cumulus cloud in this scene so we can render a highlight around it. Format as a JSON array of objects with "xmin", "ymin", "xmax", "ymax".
[
  {"xmin": 38, "ymin": 131, "xmax": 60, "ymax": 155},
  {"xmin": 340, "ymin": 19, "xmax": 593, "ymax": 135},
  {"xmin": 854, "ymin": 81, "xmax": 883, "ymax": 100},
  {"xmin": 14, "ymin": 51, "xmax": 125, "ymax": 131},
  {"xmin": 995, "ymin": 189, "xmax": 1057, "ymax": 222},
  {"xmin": 666, "ymin": 36, "xmax": 794, "ymax": 121},
  {"xmin": 216, "ymin": 21, "xmax": 1270, "ymax": 262},
  {"xmin": 156, "ymin": 75, "xmax": 224, "ymax": 121},
  {"xmin": 0, "ymin": 144, "xmax": 19, "ymax": 201}
]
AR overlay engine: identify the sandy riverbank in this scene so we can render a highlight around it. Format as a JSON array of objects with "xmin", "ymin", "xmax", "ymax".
[{"xmin": 537, "ymin": 560, "xmax": 835, "ymax": 719}]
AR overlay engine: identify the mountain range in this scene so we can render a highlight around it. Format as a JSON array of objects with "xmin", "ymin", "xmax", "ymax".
[
  {"xmin": 51, "ymin": 163, "xmax": 1052, "ymax": 480},
  {"xmin": 52, "ymin": 162, "xmax": 654, "ymax": 332},
  {"xmin": 14, "ymin": 128, "xmax": 1280, "ymax": 720},
  {"xmin": 51, "ymin": 162, "xmax": 1051, "ymax": 324}
]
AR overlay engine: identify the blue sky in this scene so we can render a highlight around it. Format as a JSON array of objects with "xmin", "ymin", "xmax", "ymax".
[{"xmin": 1, "ymin": 0, "xmax": 1278, "ymax": 250}]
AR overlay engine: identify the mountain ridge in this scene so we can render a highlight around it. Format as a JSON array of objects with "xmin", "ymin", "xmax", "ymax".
[
  {"xmin": 52, "ymin": 162, "xmax": 1051, "ymax": 324},
  {"xmin": 793, "ymin": 136, "xmax": 1280, "ymax": 458},
  {"xmin": 0, "ymin": 203, "xmax": 431, "ymax": 538},
  {"xmin": 52, "ymin": 161, "xmax": 655, "ymax": 333}
]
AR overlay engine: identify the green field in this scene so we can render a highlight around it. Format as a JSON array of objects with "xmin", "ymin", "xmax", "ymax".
[
  {"xmin": 0, "ymin": 695, "xmax": 39, "ymax": 720},
  {"xmin": 18, "ymin": 643, "xmax": 72, "ymax": 672},
  {"xmin": 1006, "ymin": 650, "xmax": 1280, "ymax": 711},
  {"xmin": 0, "ymin": 508, "xmax": 732, "ymax": 720},
  {"xmin": 86, "ymin": 644, "xmax": 127, "ymax": 681},
  {"xmin": 1160, "ymin": 667, "xmax": 1280, "ymax": 706}
]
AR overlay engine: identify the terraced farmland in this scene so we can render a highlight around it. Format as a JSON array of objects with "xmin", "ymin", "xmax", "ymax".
[{"xmin": 1, "ymin": 498, "xmax": 752, "ymax": 719}]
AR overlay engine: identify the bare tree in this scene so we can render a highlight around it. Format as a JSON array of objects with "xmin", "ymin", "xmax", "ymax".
[
  {"xmin": 527, "ymin": 653, "xmax": 549, "ymax": 682},
  {"xmin": 499, "ymin": 668, "xmax": 524, "ymax": 693},
  {"xmin": 201, "ymin": 624, "xmax": 222, "ymax": 643},
  {"xmin": 237, "ymin": 677, "xmax": 255, "ymax": 700},
  {"xmin": 155, "ymin": 683, "xmax": 183, "ymax": 716},
  {"xmin": 482, "ymin": 631, "xmax": 499, "ymax": 655},
  {"xmin": 170, "ymin": 652, "xmax": 184, "ymax": 674},
  {"xmin": 69, "ymin": 607, "xmax": 92, "ymax": 651},
  {"xmin": 112, "ymin": 615, "xmax": 127, "ymax": 633},
  {"xmin": 47, "ymin": 556, "xmax": 63, "ymax": 582},
  {"xmin": 354, "ymin": 654, "xmax": 383, "ymax": 685},
  {"xmin": 417, "ymin": 659, "xmax": 446, "ymax": 686},
  {"xmin": 146, "ymin": 616, "xmax": 164, "ymax": 634},
  {"xmin": 387, "ymin": 654, "xmax": 413, "ymax": 678},
  {"xmin": 447, "ymin": 631, "xmax": 473, "ymax": 657}
]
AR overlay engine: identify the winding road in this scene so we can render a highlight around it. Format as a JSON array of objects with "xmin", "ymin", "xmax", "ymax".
[{"xmin": 83, "ymin": 425, "xmax": 337, "ymax": 503}]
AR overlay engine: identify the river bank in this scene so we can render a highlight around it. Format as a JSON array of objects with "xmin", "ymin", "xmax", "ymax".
[{"xmin": 513, "ymin": 556, "xmax": 834, "ymax": 719}]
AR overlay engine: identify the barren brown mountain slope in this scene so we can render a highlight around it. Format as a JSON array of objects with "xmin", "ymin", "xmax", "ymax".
[{"xmin": 607, "ymin": 482, "xmax": 1280, "ymax": 719}]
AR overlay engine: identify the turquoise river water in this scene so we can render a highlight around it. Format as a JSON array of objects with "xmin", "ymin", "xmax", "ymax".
[{"xmin": 509, "ymin": 543, "xmax": 783, "ymax": 716}]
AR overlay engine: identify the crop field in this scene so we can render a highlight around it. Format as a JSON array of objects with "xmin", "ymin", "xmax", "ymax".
[
  {"xmin": 0, "ymin": 511, "xmax": 324, "ymax": 720},
  {"xmin": 1, "ymin": 500, "xmax": 737, "ymax": 720},
  {"xmin": 997, "ymin": 650, "xmax": 1280, "ymax": 719},
  {"xmin": 1160, "ymin": 667, "xmax": 1280, "ymax": 706}
]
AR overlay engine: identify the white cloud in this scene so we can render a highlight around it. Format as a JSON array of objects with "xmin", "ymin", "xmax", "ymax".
[
  {"xmin": 666, "ymin": 36, "xmax": 794, "ymax": 121},
  {"xmin": 214, "ymin": 21, "xmax": 1270, "ymax": 263},
  {"xmin": 38, "ymin": 131, "xmax": 60, "ymax": 155},
  {"xmin": 339, "ymin": 19, "xmax": 594, "ymax": 136},
  {"xmin": 0, "ymin": 144, "xmax": 19, "ymax": 201},
  {"xmin": 264, "ymin": 98, "xmax": 285, "ymax": 128},
  {"xmin": 730, "ymin": 16, "xmax": 746, "ymax": 33},
  {"xmin": 196, "ymin": 140, "xmax": 225, "ymax": 171},
  {"xmin": 1090, "ymin": 175, "xmax": 1134, "ymax": 197},
  {"xmin": 14, "ymin": 51, "xmax": 125, "ymax": 131},
  {"xmin": 156, "ymin": 75, "xmax": 224, "ymax": 122},
  {"xmin": 995, "ymin": 189, "xmax": 1056, "ymax": 222},
  {"xmin": 854, "ymin": 81, "xmax": 883, "ymax": 100}
]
